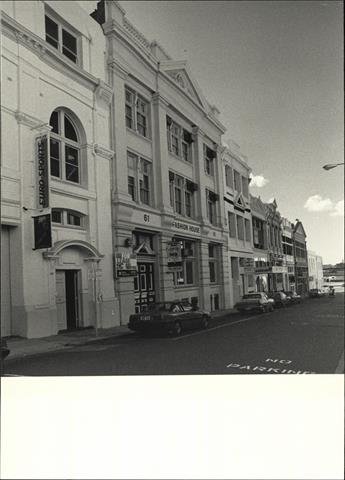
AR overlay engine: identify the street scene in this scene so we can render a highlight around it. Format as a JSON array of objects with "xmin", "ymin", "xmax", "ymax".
[
  {"xmin": 1, "ymin": 1, "xmax": 344, "ymax": 479},
  {"xmin": 3, "ymin": 293, "xmax": 343, "ymax": 376}
]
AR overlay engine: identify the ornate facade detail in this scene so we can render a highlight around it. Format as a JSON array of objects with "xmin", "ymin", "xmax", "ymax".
[
  {"xmin": 15, "ymin": 111, "xmax": 48, "ymax": 130},
  {"xmin": 123, "ymin": 17, "xmax": 151, "ymax": 52},
  {"xmin": 107, "ymin": 59, "xmax": 129, "ymax": 80},
  {"xmin": 94, "ymin": 80, "xmax": 113, "ymax": 107},
  {"xmin": 93, "ymin": 143, "xmax": 115, "ymax": 160},
  {"xmin": 14, "ymin": 31, "xmax": 46, "ymax": 58}
]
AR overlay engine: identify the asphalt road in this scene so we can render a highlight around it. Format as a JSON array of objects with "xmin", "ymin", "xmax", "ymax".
[{"xmin": 3, "ymin": 294, "xmax": 344, "ymax": 376}]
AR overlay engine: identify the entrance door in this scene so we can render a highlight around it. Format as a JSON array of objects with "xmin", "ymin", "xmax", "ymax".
[
  {"xmin": 56, "ymin": 270, "xmax": 79, "ymax": 331},
  {"xmin": 134, "ymin": 262, "xmax": 155, "ymax": 312}
]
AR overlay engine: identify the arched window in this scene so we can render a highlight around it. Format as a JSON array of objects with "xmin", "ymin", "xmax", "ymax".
[{"xmin": 49, "ymin": 109, "xmax": 82, "ymax": 184}]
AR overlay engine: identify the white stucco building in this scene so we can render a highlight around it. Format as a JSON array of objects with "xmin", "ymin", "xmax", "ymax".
[
  {"xmin": 95, "ymin": 0, "xmax": 231, "ymax": 320},
  {"xmin": 308, "ymin": 250, "xmax": 323, "ymax": 290},
  {"xmin": 222, "ymin": 141, "xmax": 254, "ymax": 306},
  {"xmin": 1, "ymin": 0, "xmax": 118, "ymax": 338}
]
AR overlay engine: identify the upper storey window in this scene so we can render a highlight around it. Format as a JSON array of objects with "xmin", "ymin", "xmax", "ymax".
[
  {"xmin": 125, "ymin": 87, "xmax": 150, "ymax": 138},
  {"xmin": 166, "ymin": 117, "xmax": 193, "ymax": 163},
  {"xmin": 45, "ymin": 14, "xmax": 79, "ymax": 64},
  {"xmin": 49, "ymin": 109, "xmax": 82, "ymax": 185},
  {"xmin": 204, "ymin": 145, "xmax": 216, "ymax": 176}
]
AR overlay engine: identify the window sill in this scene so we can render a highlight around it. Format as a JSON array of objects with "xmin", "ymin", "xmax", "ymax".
[
  {"xmin": 173, "ymin": 284, "xmax": 197, "ymax": 289},
  {"xmin": 168, "ymin": 150, "xmax": 193, "ymax": 166},
  {"xmin": 126, "ymin": 127, "xmax": 152, "ymax": 144},
  {"xmin": 52, "ymin": 224, "xmax": 86, "ymax": 231}
]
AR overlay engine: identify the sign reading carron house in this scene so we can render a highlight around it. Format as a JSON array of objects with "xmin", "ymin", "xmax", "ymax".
[{"xmin": 36, "ymin": 135, "xmax": 49, "ymax": 208}]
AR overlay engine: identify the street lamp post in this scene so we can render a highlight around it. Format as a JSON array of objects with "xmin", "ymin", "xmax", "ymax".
[{"xmin": 322, "ymin": 163, "xmax": 344, "ymax": 171}]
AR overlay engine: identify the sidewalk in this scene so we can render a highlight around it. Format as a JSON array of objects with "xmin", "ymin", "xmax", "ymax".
[{"xmin": 3, "ymin": 308, "xmax": 238, "ymax": 360}]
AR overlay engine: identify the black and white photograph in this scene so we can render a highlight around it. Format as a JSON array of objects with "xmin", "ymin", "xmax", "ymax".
[{"xmin": 1, "ymin": 0, "xmax": 344, "ymax": 478}]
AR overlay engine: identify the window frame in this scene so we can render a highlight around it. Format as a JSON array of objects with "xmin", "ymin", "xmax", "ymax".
[
  {"xmin": 167, "ymin": 118, "xmax": 192, "ymax": 163},
  {"xmin": 51, "ymin": 208, "xmax": 85, "ymax": 229},
  {"xmin": 169, "ymin": 172, "xmax": 195, "ymax": 219},
  {"xmin": 173, "ymin": 239, "xmax": 197, "ymax": 287},
  {"xmin": 49, "ymin": 110, "xmax": 82, "ymax": 186},
  {"xmin": 44, "ymin": 12, "xmax": 80, "ymax": 65},
  {"xmin": 127, "ymin": 151, "xmax": 153, "ymax": 206},
  {"xmin": 125, "ymin": 87, "xmax": 150, "ymax": 139}
]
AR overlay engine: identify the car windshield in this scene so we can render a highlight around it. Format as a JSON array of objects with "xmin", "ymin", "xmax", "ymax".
[
  {"xmin": 242, "ymin": 294, "xmax": 261, "ymax": 299},
  {"xmin": 145, "ymin": 303, "xmax": 179, "ymax": 312}
]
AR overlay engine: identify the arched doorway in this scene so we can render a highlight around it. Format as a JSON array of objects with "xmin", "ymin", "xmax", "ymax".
[{"xmin": 44, "ymin": 240, "xmax": 104, "ymax": 332}]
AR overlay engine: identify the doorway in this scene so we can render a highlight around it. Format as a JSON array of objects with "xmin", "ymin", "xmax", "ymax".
[
  {"xmin": 56, "ymin": 270, "xmax": 80, "ymax": 331},
  {"xmin": 134, "ymin": 262, "xmax": 155, "ymax": 312}
]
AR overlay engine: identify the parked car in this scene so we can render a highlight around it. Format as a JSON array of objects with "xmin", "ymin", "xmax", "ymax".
[
  {"xmin": 285, "ymin": 291, "xmax": 301, "ymax": 304},
  {"xmin": 1, "ymin": 338, "xmax": 10, "ymax": 360},
  {"xmin": 267, "ymin": 291, "xmax": 290, "ymax": 307},
  {"xmin": 128, "ymin": 301, "xmax": 211, "ymax": 336},
  {"xmin": 234, "ymin": 292, "xmax": 274, "ymax": 314},
  {"xmin": 309, "ymin": 289, "xmax": 324, "ymax": 298}
]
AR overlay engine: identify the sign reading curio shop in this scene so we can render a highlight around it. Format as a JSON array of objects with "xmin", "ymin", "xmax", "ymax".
[
  {"xmin": 36, "ymin": 135, "xmax": 49, "ymax": 208},
  {"xmin": 172, "ymin": 220, "xmax": 201, "ymax": 235}
]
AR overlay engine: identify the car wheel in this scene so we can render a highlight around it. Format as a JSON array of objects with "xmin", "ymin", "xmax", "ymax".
[
  {"xmin": 172, "ymin": 321, "xmax": 182, "ymax": 336},
  {"xmin": 201, "ymin": 315, "xmax": 209, "ymax": 329}
]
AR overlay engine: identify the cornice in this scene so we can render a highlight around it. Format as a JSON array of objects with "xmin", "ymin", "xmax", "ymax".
[
  {"xmin": 152, "ymin": 92, "xmax": 170, "ymax": 108},
  {"xmin": 14, "ymin": 111, "xmax": 51, "ymax": 132},
  {"xmin": 107, "ymin": 58, "xmax": 129, "ymax": 80}
]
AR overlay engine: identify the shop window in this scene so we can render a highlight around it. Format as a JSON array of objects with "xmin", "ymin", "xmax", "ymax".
[
  {"xmin": 52, "ymin": 208, "xmax": 85, "ymax": 228},
  {"xmin": 225, "ymin": 165, "xmax": 233, "ymax": 189},
  {"xmin": 49, "ymin": 109, "xmax": 83, "ymax": 185},
  {"xmin": 173, "ymin": 239, "xmax": 196, "ymax": 287},
  {"xmin": 166, "ymin": 117, "xmax": 193, "ymax": 163},
  {"xmin": 206, "ymin": 189, "xmax": 218, "ymax": 225},
  {"xmin": 45, "ymin": 13, "xmax": 79, "ymax": 64},
  {"xmin": 125, "ymin": 87, "xmax": 150, "ymax": 138},
  {"xmin": 169, "ymin": 172, "xmax": 197, "ymax": 218},
  {"xmin": 127, "ymin": 152, "xmax": 153, "ymax": 206},
  {"xmin": 204, "ymin": 144, "xmax": 216, "ymax": 176}
]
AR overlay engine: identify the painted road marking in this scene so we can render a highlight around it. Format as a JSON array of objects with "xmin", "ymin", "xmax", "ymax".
[
  {"xmin": 226, "ymin": 361, "xmax": 316, "ymax": 374},
  {"xmin": 172, "ymin": 315, "xmax": 260, "ymax": 341}
]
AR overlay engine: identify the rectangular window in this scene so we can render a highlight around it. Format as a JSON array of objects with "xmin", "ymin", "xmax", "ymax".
[
  {"xmin": 169, "ymin": 172, "xmax": 195, "ymax": 218},
  {"xmin": 45, "ymin": 14, "xmax": 78, "ymax": 64},
  {"xmin": 208, "ymin": 244, "xmax": 218, "ymax": 284},
  {"xmin": 167, "ymin": 119, "xmax": 192, "ymax": 163},
  {"xmin": 125, "ymin": 87, "xmax": 150, "ymax": 138},
  {"xmin": 225, "ymin": 165, "xmax": 233, "ymax": 188},
  {"xmin": 50, "ymin": 139, "xmax": 60, "ymax": 178},
  {"xmin": 245, "ymin": 218, "xmax": 251, "ymax": 242},
  {"xmin": 234, "ymin": 170, "xmax": 241, "ymax": 192},
  {"xmin": 236, "ymin": 215, "xmax": 244, "ymax": 240},
  {"xmin": 127, "ymin": 152, "xmax": 152, "ymax": 206},
  {"xmin": 65, "ymin": 145, "xmax": 79, "ymax": 183},
  {"xmin": 52, "ymin": 209, "xmax": 62, "ymax": 224},
  {"xmin": 128, "ymin": 176, "xmax": 135, "ymax": 201},
  {"xmin": 242, "ymin": 176, "xmax": 249, "ymax": 198},
  {"xmin": 67, "ymin": 212, "xmax": 82, "ymax": 226},
  {"xmin": 207, "ymin": 189, "xmax": 218, "ymax": 225},
  {"xmin": 204, "ymin": 145, "xmax": 215, "ymax": 176},
  {"xmin": 228, "ymin": 212, "xmax": 236, "ymax": 238}
]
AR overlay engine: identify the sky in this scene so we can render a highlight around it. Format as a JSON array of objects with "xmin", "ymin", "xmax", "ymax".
[{"xmin": 82, "ymin": 0, "xmax": 344, "ymax": 264}]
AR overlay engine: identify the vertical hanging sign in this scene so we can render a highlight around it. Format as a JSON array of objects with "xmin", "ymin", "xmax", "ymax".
[{"xmin": 36, "ymin": 135, "xmax": 49, "ymax": 208}]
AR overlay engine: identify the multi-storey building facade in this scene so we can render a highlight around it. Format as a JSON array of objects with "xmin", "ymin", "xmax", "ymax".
[
  {"xmin": 307, "ymin": 251, "xmax": 323, "ymax": 290},
  {"xmin": 293, "ymin": 220, "xmax": 309, "ymax": 295},
  {"xmin": 1, "ymin": 1, "xmax": 117, "ymax": 338},
  {"xmin": 250, "ymin": 195, "xmax": 269, "ymax": 292},
  {"xmin": 222, "ymin": 142, "xmax": 254, "ymax": 305},
  {"xmin": 264, "ymin": 200, "xmax": 284, "ymax": 292},
  {"xmin": 282, "ymin": 217, "xmax": 295, "ymax": 291},
  {"xmin": 92, "ymin": 0, "xmax": 230, "ymax": 321}
]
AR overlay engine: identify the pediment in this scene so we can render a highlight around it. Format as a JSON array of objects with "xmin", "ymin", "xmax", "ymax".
[
  {"xmin": 234, "ymin": 192, "xmax": 246, "ymax": 210},
  {"xmin": 160, "ymin": 62, "xmax": 207, "ymax": 108},
  {"xmin": 294, "ymin": 221, "xmax": 307, "ymax": 237},
  {"xmin": 134, "ymin": 241, "xmax": 155, "ymax": 255}
]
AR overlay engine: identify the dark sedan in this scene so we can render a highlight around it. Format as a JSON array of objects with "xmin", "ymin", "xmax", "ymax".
[
  {"xmin": 267, "ymin": 291, "xmax": 290, "ymax": 307},
  {"xmin": 128, "ymin": 301, "xmax": 211, "ymax": 336}
]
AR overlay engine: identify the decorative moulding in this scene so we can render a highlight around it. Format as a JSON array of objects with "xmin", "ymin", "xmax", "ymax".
[
  {"xmin": 94, "ymin": 80, "xmax": 113, "ymax": 107},
  {"xmin": 15, "ymin": 111, "xmax": 50, "ymax": 131},
  {"xmin": 93, "ymin": 144, "xmax": 114, "ymax": 160},
  {"xmin": 107, "ymin": 58, "xmax": 129, "ymax": 80}
]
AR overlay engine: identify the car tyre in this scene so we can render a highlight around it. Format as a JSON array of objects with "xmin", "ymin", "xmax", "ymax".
[{"xmin": 201, "ymin": 315, "xmax": 209, "ymax": 329}]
